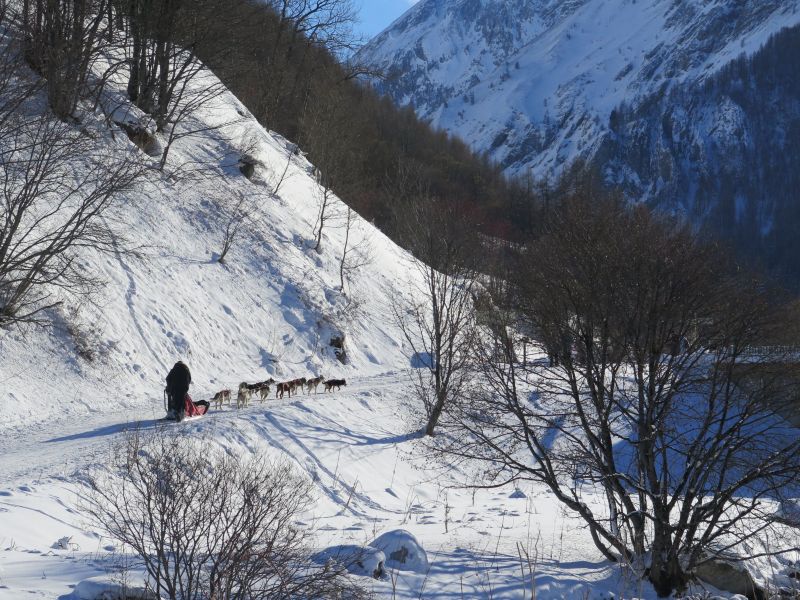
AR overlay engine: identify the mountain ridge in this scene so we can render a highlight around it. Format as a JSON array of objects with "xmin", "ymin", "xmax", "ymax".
[{"xmin": 357, "ymin": 0, "xmax": 800, "ymax": 282}]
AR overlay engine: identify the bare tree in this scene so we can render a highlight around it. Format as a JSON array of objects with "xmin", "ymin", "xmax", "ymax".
[
  {"xmin": 337, "ymin": 205, "xmax": 372, "ymax": 291},
  {"xmin": 253, "ymin": 0, "xmax": 358, "ymax": 127},
  {"xmin": 444, "ymin": 187, "xmax": 800, "ymax": 596},
  {"xmin": 0, "ymin": 101, "xmax": 142, "ymax": 326},
  {"xmin": 110, "ymin": 0, "xmax": 234, "ymax": 168},
  {"xmin": 216, "ymin": 189, "xmax": 257, "ymax": 264},
  {"xmin": 20, "ymin": 0, "xmax": 112, "ymax": 120},
  {"xmin": 0, "ymin": 3, "xmax": 40, "ymax": 122},
  {"xmin": 154, "ymin": 67, "xmax": 230, "ymax": 171},
  {"xmin": 391, "ymin": 195, "xmax": 479, "ymax": 436},
  {"xmin": 83, "ymin": 428, "xmax": 367, "ymax": 600},
  {"xmin": 113, "ymin": 0, "xmax": 184, "ymax": 130},
  {"xmin": 301, "ymin": 84, "xmax": 359, "ymax": 253}
]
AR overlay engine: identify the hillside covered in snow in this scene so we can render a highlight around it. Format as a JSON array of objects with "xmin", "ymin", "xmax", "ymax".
[
  {"xmin": 0, "ymin": 30, "xmax": 683, "ymax": 600},
  {"xmin": 0, "ymin": 67, "xmax": 416, "ymax": 433}
]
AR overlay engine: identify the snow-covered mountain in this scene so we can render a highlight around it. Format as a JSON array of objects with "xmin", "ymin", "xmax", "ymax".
[
  {"xmin": 2, "ymin": 8, "xmax": 799, "ymax": 598},
  {"xmin": 357, "ymin": 0, "xmax": 800, "ymax": 281}
]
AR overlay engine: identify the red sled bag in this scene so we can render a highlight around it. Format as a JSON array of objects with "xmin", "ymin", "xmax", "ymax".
[{"xmin": 184, "ymin": 393, "xmax": 209, "ymax": 417}]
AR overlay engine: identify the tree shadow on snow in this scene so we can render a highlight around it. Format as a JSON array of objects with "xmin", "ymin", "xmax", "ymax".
[
  {"xmin": 45, "ymin": 419, "xmax": 163, "ymax": 443},
  {"xmin": 418, "ymin": 549, "xmax": 619, "ymax": 599}
]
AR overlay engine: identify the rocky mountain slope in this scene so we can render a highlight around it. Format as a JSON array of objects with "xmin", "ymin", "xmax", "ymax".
[{"xmin": 357, "ymin": 0, "xmax": 800, "ymax": 282}]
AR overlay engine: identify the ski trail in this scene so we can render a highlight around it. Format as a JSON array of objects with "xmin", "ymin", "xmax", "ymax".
[{"xmin": 0, "ymin": 373, "xmax": 403, "ymax": 486}]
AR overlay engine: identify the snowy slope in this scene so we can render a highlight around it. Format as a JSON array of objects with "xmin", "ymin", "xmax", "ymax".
[
  {"xmin": 4, "ymin": 370, "xmax": 799, "ymax": 598},
  {"xmin": 0, "ymin": 64, "xmax": 419, "ymax": 434},
  {"xmin": 0, "ymin": 374, "xmax": 608, "ymax": 599},
  {"xmin": 357, "ymin": 0, "xmax": 799, "ymax": 180}
]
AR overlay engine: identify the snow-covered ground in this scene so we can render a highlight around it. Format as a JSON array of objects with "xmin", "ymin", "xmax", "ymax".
[
  {"xmin": 0, "ymin": 41, "xmax": 795, "ymax": 600},
  {"xmin": 0, "ymin": 372, "xmax": 643, "ymax": 599}
]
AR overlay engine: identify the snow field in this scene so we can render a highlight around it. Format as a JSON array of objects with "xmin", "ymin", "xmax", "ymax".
[{"xmin": 0, "ymin": 372, "xmax": 658, "ymax": 599}]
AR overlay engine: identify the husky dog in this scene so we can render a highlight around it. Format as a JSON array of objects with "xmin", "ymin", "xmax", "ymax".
[
  {"xmin": 323, "ymin": 378, "xmax": 346, "ymax": 392},
  {"xmin": 237, "ymin": 382, "xmax": 252, "ymax": 408},
  {"xmin": 288, "ymin": 377, "xmax": 307, "ymax": 394},
  {"xmin": 246, "ymin": 378, "xmax": 275, "ymax": 402},
  {"xmin": 246, "ymin": 378, "xmax": 275, "ymax": 392},
  {"xmin": 276, "ymin": 381, "xmax": 292, "ymax": 399},
  {"xmin": 305, "ymin": 375, "xmax": 325, "ymax": 394},
  {"xmin": 212, "ymin": 389, "xmax": 231, "ymax": 409},
  {"xmin": 258, "ymin": 384, "xmax": 271, "ymax": 402}
]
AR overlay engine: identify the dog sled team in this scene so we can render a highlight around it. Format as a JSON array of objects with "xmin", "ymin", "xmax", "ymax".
[
  {"xmin": 164, "ymin": 360, "xmax": 346, "ymax": 421},
  {"xmin": 215, "ymin": 375, "xmax": 348, "ymax": 410}
]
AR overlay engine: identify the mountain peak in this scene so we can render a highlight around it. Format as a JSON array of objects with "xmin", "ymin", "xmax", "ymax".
[{"xmin": 359, "ymin": 0, "xmax": 799, "ymax": 178}]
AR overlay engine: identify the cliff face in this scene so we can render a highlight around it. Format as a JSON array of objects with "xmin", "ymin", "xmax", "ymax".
[{"xmin": 358, "ymin": 0, "xmax": 800, "ymax": 283}]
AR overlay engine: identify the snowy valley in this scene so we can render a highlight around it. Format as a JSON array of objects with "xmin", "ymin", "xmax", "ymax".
[
  {"xmin": 0, "ymin": 23, "xmax": 635, "ymax": 600},
  {"xmin": 1, "ymin": 0, "xmax": 800, "ymax": 598}
]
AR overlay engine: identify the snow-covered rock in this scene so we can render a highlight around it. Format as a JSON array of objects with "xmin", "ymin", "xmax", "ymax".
[
  {"xmin": 694, "ymin": 554, "xmax": 765, "ymax": 600},
  {"xmin": 311, "ymin": 544, "xmax": 386, "ymax": 578},
  {"xmin": 51, "ymin": 536, "xmax": 74, "ymax": 550},
  {"xmin": 74, "ymin": 575, "xmax": 156, "ymax": 600},
  {"xmin": 370, "ymin": 529, "xmax": 428, "ymax": 572}
]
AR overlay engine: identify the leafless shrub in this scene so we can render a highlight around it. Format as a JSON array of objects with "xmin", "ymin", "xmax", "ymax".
[
  {"xmin": 60, "ymin": 303, "xmax": 112, "ymax": 363},
  {"xmin": 83, "ymin": 428, "xmax": 367, "ymax": 599},
  {"xmin": 338, "ymin": 205, "xmax": 373, "ymax": 292},
  {"xmin": 216, "ymin": 189, "xmax": 258, "ymax": 264},
  {"xmin": 0, "ymin": 111, "xmax": 143, "ymax": 326}
]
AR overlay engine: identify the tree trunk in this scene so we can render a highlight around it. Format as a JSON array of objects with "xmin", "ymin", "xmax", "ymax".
[
  {"xmin": 127, "ymin": 0, "xmax": 141, "ymax": 102},
  {"xmin": 424, "ymin": 391, "xmax": 446, "ymax": 436},
  {"xmin": 648, "ymin": 537, "xmax": 687, "ymax": 597}
]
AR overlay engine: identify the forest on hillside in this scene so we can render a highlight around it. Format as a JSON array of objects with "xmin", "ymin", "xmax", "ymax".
[
  {"xmin": 179, "ymin": 0, "xmax": 541, "ymax": 246},
  {"xmin": 606, "ymin": 25, "xmax": 800, "ymax": 287}
]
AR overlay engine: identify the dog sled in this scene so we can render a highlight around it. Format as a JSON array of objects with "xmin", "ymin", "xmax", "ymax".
[{"xmin": 164, "ymin": 390, "xmax": 209, "ymax": 422}]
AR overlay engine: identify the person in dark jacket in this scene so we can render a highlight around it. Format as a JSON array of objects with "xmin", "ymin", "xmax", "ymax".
[{"xmin": 165, "ymin": 360, "xmax": 191, "ymax": 421}]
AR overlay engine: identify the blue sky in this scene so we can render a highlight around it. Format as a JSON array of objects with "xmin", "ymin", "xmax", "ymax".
[{"xmin": 354, "ymin": 0, "xmax": 419, "ymax": 40}]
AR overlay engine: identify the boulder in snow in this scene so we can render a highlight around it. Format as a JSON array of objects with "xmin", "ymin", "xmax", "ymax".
[
  {"xmin": 238, "ymin": 155, "xmax": 257, "ymax": 180},
  {"xmin": 101, "ymin": 96, "xmax": 161, "ymax": 157},
  {"xmin": 113, "ymin": 120, "xmax": 162, "ymax": 157},
  {"xmin": 694, "ymin": 553, "xmax": 766, "ymax": 600},
  {"xmin": 311, "ymin": 544, "xmax": 385, "ymax": 579},
  {"xmin": 51, "ymin": 535, "xmax": 73, "ymax": 550},
  {"xmin": 74, "ymin": 575, "xmax": 156, "ymax": 600},
  {"xmin": 370, "ymin": 529, "xmax": 428, "ymax": 572}
]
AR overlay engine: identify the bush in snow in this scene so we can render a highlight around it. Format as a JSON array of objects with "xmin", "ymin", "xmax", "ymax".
[
  {"xmin": 370, "ymin": 529, "xmax": 428, "ymax": 573},
  {"xmin": 74, "ymin": 575, "xmax": 156, "ymax": 600},
  {"xmin": 83, "ymin": 428, "xmax": 366, "ymax": 600}
]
